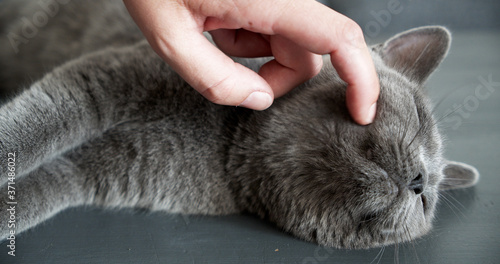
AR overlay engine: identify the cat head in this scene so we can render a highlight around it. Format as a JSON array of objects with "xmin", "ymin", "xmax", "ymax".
[{"xmin": 231, "ymin": 26, "xmax": 479, "ymax": 249}]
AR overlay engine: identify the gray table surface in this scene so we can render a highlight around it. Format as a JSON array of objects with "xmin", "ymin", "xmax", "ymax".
[{"xmin": 1, "ymin": 30, "xmax": 499, "ymax": 264}]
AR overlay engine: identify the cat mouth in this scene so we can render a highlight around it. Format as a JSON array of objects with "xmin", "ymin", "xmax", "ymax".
[{"xmin": 420, "ymin": 194, "xmax": 428, "ymax": 214}]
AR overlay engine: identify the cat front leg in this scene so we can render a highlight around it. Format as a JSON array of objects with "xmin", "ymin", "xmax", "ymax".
[
  {"xmin": 0, "ymin": 41, "xmax": 173, "ymax": 183},
  {"xmin": 0, "ymin": 75, "xmax": 108, "ymax": 182},
  {"xmin": 0, "ymin": 157, "xmax": 89, "ymax": 241}
]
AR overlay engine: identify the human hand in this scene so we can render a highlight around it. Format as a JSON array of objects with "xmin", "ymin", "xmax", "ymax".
[{"xmin": 123, "ymin": 0, "xmax": 379, "ymax": 125}]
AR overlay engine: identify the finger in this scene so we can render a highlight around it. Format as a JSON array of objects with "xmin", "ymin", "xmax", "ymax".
[
  {"xmin": 123, "ymin": 0, "xmax": 274, "ymax": 110},
  {"xmin": 211, "ymin": 31, "xmax": 322, "ymax": 97},
  {"xmin": 259, "ymin": 35, "xmax": 323, "ymax": 98},
  {"xmin": 336, "ymin": 42, "xmax": 379, "ymax": 125},
  {"xmin": 210, "ymin": 29, "xmax": 272, "ymax": 57},
  {"xmin": 232, "ymin": 0, "xmax": 380, "ymax": 124},
  {"xmin": 161, "ymin": 32, "xmax": 274, "ymax": 110}
]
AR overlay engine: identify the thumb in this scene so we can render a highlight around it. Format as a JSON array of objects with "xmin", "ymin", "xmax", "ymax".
[{"xmin": 123, "ymin": 0, "xmax": 274, "ymax": 110}]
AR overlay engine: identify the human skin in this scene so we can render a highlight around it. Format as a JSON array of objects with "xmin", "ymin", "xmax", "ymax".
[{"xmin": 123, "ymin": 0, "xmax": 379, "ymax": 125}]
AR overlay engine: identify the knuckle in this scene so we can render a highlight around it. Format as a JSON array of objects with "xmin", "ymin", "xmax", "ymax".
[
  {"xmin": 309, "ymin": 55, "xmax": 324, "ymax": 78},
  {"xmin": 297, "ymin": 54, "xmax": 323, "ymax": 80},
  {"xmin": 341, "ymin": 20, "xmax": 366, "ymax": 49},
  {"xmin": 200, "ymin": 80, "xmax": 233, "ymax": 105}
]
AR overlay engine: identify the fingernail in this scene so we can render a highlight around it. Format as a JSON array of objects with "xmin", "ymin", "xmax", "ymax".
[
  {"xmin": 239, "ymin": 92, "xmax": 273, "ymax": 110},
  {"xmin": 366, "ymin": 102, "xmax": 377, "ymax": 124}
]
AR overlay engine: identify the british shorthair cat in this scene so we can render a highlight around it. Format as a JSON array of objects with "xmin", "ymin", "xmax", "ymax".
[{"xmin": 0, "ymin": 0, "xmax": 478, "ymax": 249}]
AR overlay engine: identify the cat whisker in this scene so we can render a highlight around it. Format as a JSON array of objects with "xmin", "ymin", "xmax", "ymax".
[
  {"xmin": 402, "ymin": 143, "xmax": 420, "ymax": 165},
  {"xmin": 405, "ymin": 224, "xmax": 421, "ymax": 264},
  {"xmin": 399, "ymin": 106, "xmax": 415, "ymax": 152},
  {"xmin": 370, "ymin": 245, "xmax": 386, "ymax": 264},
  {"xmin": 440, "ymin": 191, "xmax": 468, "ymax": 211},
  {"xmin": 437, "ymin": 192, "xmax": 467, "ymax": 220},
  {"xmin": 408, "ymin": 41, "xmax": 432, "ymax": 75},
  {"xmin": 433, "ymin": 103, "xmax": 468, "ymax": 130},
  {"xmin": 393, "ymin": 241, "xmax": 400, "ymax": 264},
  {"xmin": 360, "ymin": 212, "xmax": 382, "ymax": 223}
]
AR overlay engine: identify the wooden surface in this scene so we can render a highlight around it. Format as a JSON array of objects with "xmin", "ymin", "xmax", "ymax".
[{"xmin": 1, "ymin": 31, "xmax": 499, "ymax": 264}]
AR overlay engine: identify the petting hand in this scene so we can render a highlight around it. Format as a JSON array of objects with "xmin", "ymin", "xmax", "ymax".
[{"xmin": 123, "ymin": 0, "xmax": 379, "ymax": 124}]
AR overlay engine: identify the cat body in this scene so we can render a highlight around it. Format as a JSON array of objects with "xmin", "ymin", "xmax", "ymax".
[{"xmin": 0, "ymin": 0, "xmax": 478, "ymax": 249}]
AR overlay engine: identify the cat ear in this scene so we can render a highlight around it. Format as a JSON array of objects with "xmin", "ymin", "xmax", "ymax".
[
  {"xmin": 439, "ymin": 160, "xmax": 479, "ymax": 190},
  {"xmin": 376, "ymin": 26, "xmax": 451, "ymax": 84}
]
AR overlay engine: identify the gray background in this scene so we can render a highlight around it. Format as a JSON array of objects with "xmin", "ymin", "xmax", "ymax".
[
  {"xmin": 1, "ymin": 0, "xmax": 500, "ymax": 263},
  {"xmin": 323, "ymin": 0, "xmax": 500, "ymax": 32}
]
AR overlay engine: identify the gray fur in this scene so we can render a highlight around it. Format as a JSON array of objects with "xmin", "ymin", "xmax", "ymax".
[{"xmin": 0, "ymin": 0, "xmax": 479, "ymax": 249}]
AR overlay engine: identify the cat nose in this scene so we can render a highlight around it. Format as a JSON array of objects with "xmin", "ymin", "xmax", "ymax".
[{"xmin": 409, "ymin": 173, "xmax": 424, "ymax": 194}]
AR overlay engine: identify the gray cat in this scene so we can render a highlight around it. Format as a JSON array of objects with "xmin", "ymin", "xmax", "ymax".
[{"xmin": 0, "ymin": 1, "xmax": 479, "ymax": 249}]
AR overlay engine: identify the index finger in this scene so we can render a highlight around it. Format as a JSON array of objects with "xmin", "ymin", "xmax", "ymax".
[{"xmin": 235, "ymin": 0, "xmax": 380, "ymax": 125}]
